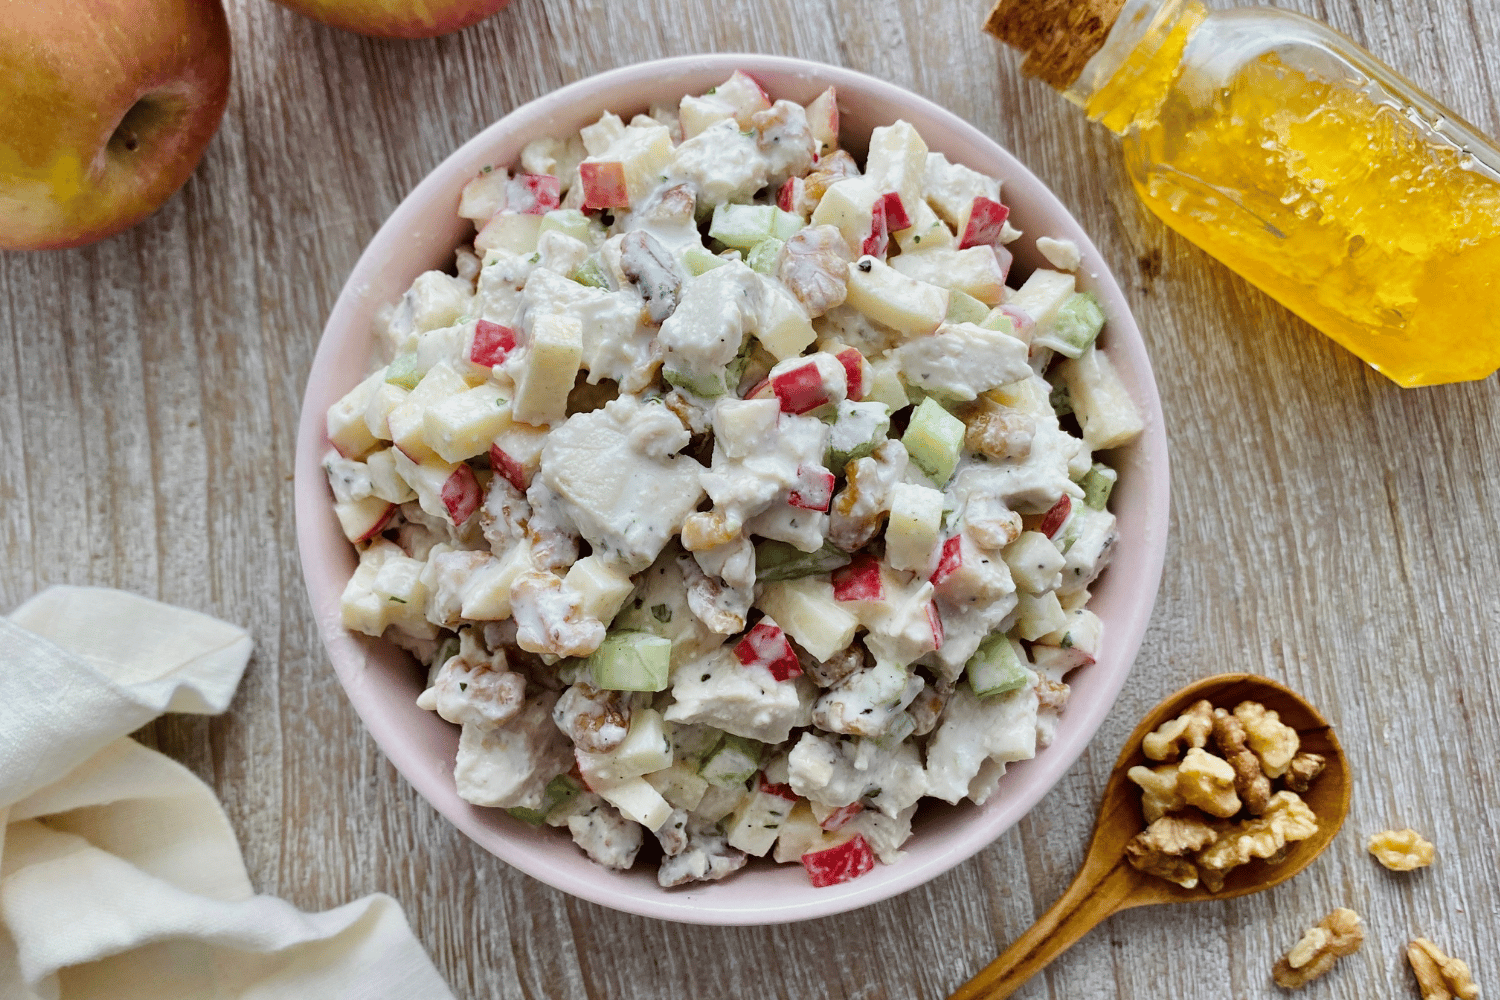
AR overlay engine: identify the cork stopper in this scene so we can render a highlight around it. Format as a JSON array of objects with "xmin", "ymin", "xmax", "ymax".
[{"xmin": 984, "ymin": 0, "xmax": 1129, "ymax": 90}]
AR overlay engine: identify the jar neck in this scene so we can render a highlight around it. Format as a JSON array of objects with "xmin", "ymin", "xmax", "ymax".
[{"xmin": 1064, "ymin": 0, "xmax": 1208, "ymax": 134}]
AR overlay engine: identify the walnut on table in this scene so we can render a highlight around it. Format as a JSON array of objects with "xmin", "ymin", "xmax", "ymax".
[
  {"xmin": 1408, "ymin": 938, "xmax": 1480, "ymax": 1000},
  {"xmin": 1367, "ymin": 828, "xmax": 1436, "ymax": 871},
  {"xmin": 1123, "ymin": 812, "xmax": 1220, "ymax": 889},
  {"xmin": 1271, "ymin": 907, "xmax": 1364, "ymax": 989},
  {"xmin": 1142, "ymin": 699, "xmax": 1214, "ymax": 761}
]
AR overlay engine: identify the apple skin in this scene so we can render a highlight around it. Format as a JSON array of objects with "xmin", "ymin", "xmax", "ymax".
[
  {"xmin": 0, "ymin": 0, "xmax": 232, "ymax": 252},
  {"xmin": 269, "ymin": 0, "xmax": 512, "ymax": 39}
]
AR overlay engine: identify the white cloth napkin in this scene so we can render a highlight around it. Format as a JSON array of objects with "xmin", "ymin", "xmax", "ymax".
[{"xmin": 0, "ymin": 586, "xmax": 457, "ymax": 1000}]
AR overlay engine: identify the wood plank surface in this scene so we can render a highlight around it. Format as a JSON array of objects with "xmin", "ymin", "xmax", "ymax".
[{"xmin": 4, "ymin": 0, "xmax": 1497, "ymax": 996}]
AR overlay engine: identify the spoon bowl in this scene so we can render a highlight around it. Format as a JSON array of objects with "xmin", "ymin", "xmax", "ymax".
[{"xmin": 951, "ymin": 673, "xmax": 1350, "ymax": 1000}]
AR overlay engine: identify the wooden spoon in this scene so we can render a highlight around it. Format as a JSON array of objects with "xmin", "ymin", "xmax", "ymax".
[{"xmin": 951, "ymin": 673, "xmax": 1350, "ymax": 1000}]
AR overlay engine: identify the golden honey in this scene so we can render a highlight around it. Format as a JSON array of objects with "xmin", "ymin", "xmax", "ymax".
[{"xmin": 992, "ymin": 0, "xmax": 1500, "ymax": 386}]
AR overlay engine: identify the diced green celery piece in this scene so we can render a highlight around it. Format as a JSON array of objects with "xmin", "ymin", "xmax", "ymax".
[
  {"xmin": 1081, "ymin": 462, "xmax": 1118, "ymax": 510},
  {"xmin": 1035, "ymin": 291, "xmax": 1105, "ymax": 359},
  {"xmin": 671, "ymin": 724, "xmax": 726, "ymax": 764},
  {"xmin": 946, "ymin": 289, "xmax": 990, "ymax": 325},
  {"xmin": 709, "ymin": 203, "xmax": 779, "ymax": 250},
  {"xmin": 588, "ymin": 630, "xmax": 672, "ymax": 692},
  {"xmin": 966, "ymin": 634, "xmax": 1031, "ymax": 698},
  {"xmin": 747, "ymin": 237, "xmax": 785, "ymax": 275},
  {"xmin": 1049, "ymin": 381, "xmax": 1073, "ymax": 416},
  {"xmin": 725, "ymin": 336, "xmax": 754, "ymax": 393},
  {"xmin": 507, "ymin": 774, "xmax": 582, "ymax": 825},
  {"xmin": 571, "ymin": 257, "xmax": 610, "ymax": 289},
  {"xmin": 698, "ymin": 734, "xmax": 763, "ymax": 788},
  {"xmin": 385, "ymin": 353, "xmax": 422, "ymax": 391},
  {"xmin": 901, "ymin": 397, "xmax": 966, "ymax": 486},
  {"xmin": 682, "ymin": 245, "xmax": 729, "ymax": 276},
  {"xmin": 754, "ymin": 539, "xmax": 851, "ymax": 583},
  {"xmin": 768, "ymin": 207, "xmax": 806, "ymax": 240},
  {"xmin": 827, "ymin": 399, "xmax": 891, "ymax": 469},
  {"xmin": 662, "ymin": 365, "xmax": 726, "ymax": 398},
  {"xmin": 875, "ymin": 710, "xmax": 917, "ymax": 749},
  {"xmin": 980, "ymin": 308, "xmax": 1016, "ymax": 335},
  {"xmin": 539, "ymin": 208, "xmax": 593, "ymax": 243}
]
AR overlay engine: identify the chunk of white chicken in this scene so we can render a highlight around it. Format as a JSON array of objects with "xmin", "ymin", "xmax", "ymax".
[
  {"xmin": 663, "ymin": 646, "xmax": 815, "ymax": 744},
  {"xmin": 563, "ymin": 794, "xmax": 645, "ymax": 871},
  {"xmin": 786, "ymin": 733, "xmax": 928, "ymax": 819},
  {"xmin": 894, "ymin": 322, "xmax": 1030, "ymax": 402},
  {"xmin": 453, "ymin": 689, "xmax": 574, "ymax": 810},
  {"xmin": 518, "ymin": 267, "xmax": 658, "ymax": 392},
  {"xmin": 538, "ymin": 396, "xmax": 706, "ymax": 571},
  {"xmin": 924, "ymin": 683, "xmax": 1039, "ymax": 804},
  {"xmin": 812, "ymin": 658, "xmax": 924, "ymax": 738}
]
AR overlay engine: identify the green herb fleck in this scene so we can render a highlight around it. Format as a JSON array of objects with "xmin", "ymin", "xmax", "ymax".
[
  {"xmin": 706, "ymin": 87, "xmax": 717, "ymax": 95},
  {"xmin": 528, "ymin": 253, "xmax": 541, "ymax": 263},
  {"xmin": 388, "ymin": 596, "xmax": 406, "ymax": 604},
  {"xmin": 913, "ymin": 234, "xmax": 922, "ymax": 244},
  {"xmin": 1060, "ymin": 634, "xmax": 1074, "ymax": 649},
  {"xmin": 480, "ymin": 165, "xmax": 494, "ymax": 174},
  {"xmin": 651, "ymin": 603, "xmax": 672, "ymax": 623}
]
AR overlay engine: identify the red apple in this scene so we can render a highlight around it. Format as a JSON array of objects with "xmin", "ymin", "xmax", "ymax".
[
  {"xmin": 268, "ymin": 0, "xmax": 511, "ymax": 38},
  {"xmin": 507, "ymin": 173, "xmax": 560, "ymax": 215},
  {"xmin": 805, "ymin": 87, "xmax": 840, "ymax": 157},
  {"xmin": 834, "ymin": 348, "xmax": 866, "ymax": 401},
  {"xmin": 734, "ymin": 620, "xmax": 802, "ymax": 681},
  {"xmin": 771, "ymin": 360, "xmax": 831, "ymax": 414},
  {"xmin": 578, "ymin": 161, "xmax": 629, "ymax": 210},
  {"xmin": 832, "ymin": 555, "xmax": 883, "ymax": 602},
  {"xmin": 861, "ymin": 196, "xmax": 889, "ymax": 258},
  {"xmin": 0, "ymin": 0, "xmax": 232, "ymax": 251},
  {"xmin": 818, "ymin": 801, "xmax": 863, "ymax": 831},
  {"xmin": 802, "ymin": 834, "xmax": 875, "ymax": 887},
  {"xmin": 776, "ymin": 177, "xmax": 801, "ymax": 213},
  {"xmin": 488, "ymin": 443, "xmax": 530, "ymax": 492},
  {"xmin": 880, "ymin": 191, "xmax": 912, "ymax": 232},
  {"xmin": 958, "ymin": 196, "xmax": 1011, "ymax": 249},
  {"xmin": 1038, "ymin": 495, "xmax": 1072, "ymax": 538},
  {"xmin": 788, "ymin": 466, "xmax": 835, "ymax": 512},
  {"xmin": 924, "ymin": 600, "xmax": 944, "ymax": 651},
  {"xmin": 470, "ymin": 319, "xmax": 516, "ymax": 367},
  {"xmin": 756, "ymin": 777, "xmax": 799, "ymax": 801},
  {"xmin": 441, "ymin": 464, "xmax": 481, "ymax": 524},
  {"xmin": 929, "ymin": 535, "xmax": 963, "ymax": 586}
]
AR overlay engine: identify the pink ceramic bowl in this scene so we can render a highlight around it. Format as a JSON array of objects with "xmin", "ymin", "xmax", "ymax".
[{"xmin": 294, "ymin": 54, "xmax": 1170, "ymax": 925}]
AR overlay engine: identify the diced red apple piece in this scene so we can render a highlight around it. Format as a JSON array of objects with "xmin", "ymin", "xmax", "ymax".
[
  {"xmin": 802, "ymin": 833, "xmax": 875, "ymax": 887},
  {"xmin": 488, "ymin": 443, "xmax": 530, "ymax": 492},
  {"xmin": 788, "ymin": 466, "xmax": 835, "ymax": 512},
  {"xmin": 743, "ymin": 377, "xmax": 774, "ymax": 401},
  {"xmin": 777, "ymin": 177, "xmax": 801, "ymax": 213},
  {"xmin": 734, "ymin": 619, "xmax": 802, "ymax": 681},
  {"xmin": 880, "ymin": 191, "xmax": 911, "ymax": 232},
  {"xmin": 959, "ymin": 196, "xmax": 1011, "ymax": 249},
  {"xmin": 469, "ymin": 319, "xmax": 517, "ymax": 367},
  {"xmin": 861, "ymin": 196, "xmax": 888, "ymax": 258},
  {"xmin": 993, "ymin": 242, "xmax": 1014, "ymax": 284},
  {"xmin": 1039, "ymin": 495, "xmax": 1072, "ymax": 538},
  {"xmin": 578, "ymin": 161, "xmax": 630, "ymax": 210},
  {"xmin": 506, "ymin": 173, "xmax": 561, "ymax": 215},
  {"xmin": 834, "ymin": 347, "xmax": 866, "ymax": 401},
  {"xmin": 334, "ymin": 496, "xmax": 396, "ymax": 544},
  {"xmin": 924, "ymin": 600, "xmax": 945, "ymax": 651},
  {"xmin": 806, "ymin": 86, "xmax": 840, "ymax": 156},
  {"xmin": 832, "ymin": 555, "xmax": 884, "ymax": 602},
  {"xmin": 930, "ymin": 534, "xmax": 962, "ymax": 585},
  {"xmin": 819, "ymin": 801, "xmax": 863, "ymax": 831},
  {"xmin": 771, "ymin": 361, "xmax": 831, "ymax": 415},
  {"xmin": 719, "ymin": 70, "xmax": 772, "ymax": 124},
  {"xmin": 757, "ymin": 777, "xmax": 799, "ymax": 802},
  {"xmin": 440, "ymin": 464, "xmax": 482, "ymax": 524}
]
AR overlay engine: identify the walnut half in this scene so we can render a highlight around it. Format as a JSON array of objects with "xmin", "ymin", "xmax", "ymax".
[
  {"xmin": 1368, "ymin": 828, "xmax": 1436, "ymax": 871},
  {"xmin": 1142, "ymin": 699, "xmax": 1214, "ymax": 761},
  {"xmin": 1408, "ymin": 938, "xmax": 1479, "ymax": 1000},
  {"xmin": 1272, "ymin": 907, "xmax": 1364, "ymax": 989}
]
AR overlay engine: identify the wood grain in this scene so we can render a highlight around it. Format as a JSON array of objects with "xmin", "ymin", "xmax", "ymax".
[{"xmin": 4, "ymin": 0, "xmax": 1498, "ymax": 997}]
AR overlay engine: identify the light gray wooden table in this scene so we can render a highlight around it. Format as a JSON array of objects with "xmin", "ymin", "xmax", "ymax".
[{"xmin": 3, "ymin": 0, "xmax": 1496, "ymax": 996}]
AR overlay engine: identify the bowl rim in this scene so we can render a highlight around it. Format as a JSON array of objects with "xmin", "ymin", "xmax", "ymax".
[{"xmin": 295, "ymin": 52, "xmax": 1171, "ymax": 925}]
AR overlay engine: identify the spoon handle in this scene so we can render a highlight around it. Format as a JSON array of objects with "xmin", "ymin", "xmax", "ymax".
[{"xmin": 949, "ymin": 857, "xmax": 1138, "ymax": 1000}]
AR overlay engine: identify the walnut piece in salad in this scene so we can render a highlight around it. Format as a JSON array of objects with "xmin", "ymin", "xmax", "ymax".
[{"xmin": 325, "ymin": 71, "xmax": 1145, "ymax": 890}]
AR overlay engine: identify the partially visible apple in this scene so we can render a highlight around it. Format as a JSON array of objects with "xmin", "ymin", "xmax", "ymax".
[
  {"xmin": 268, "ymin": 0, "xmax": 512, "ymax": 39},
  {"xmin": 0, "ymin": 0, "xmax": 232, "ymax": 251}
]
